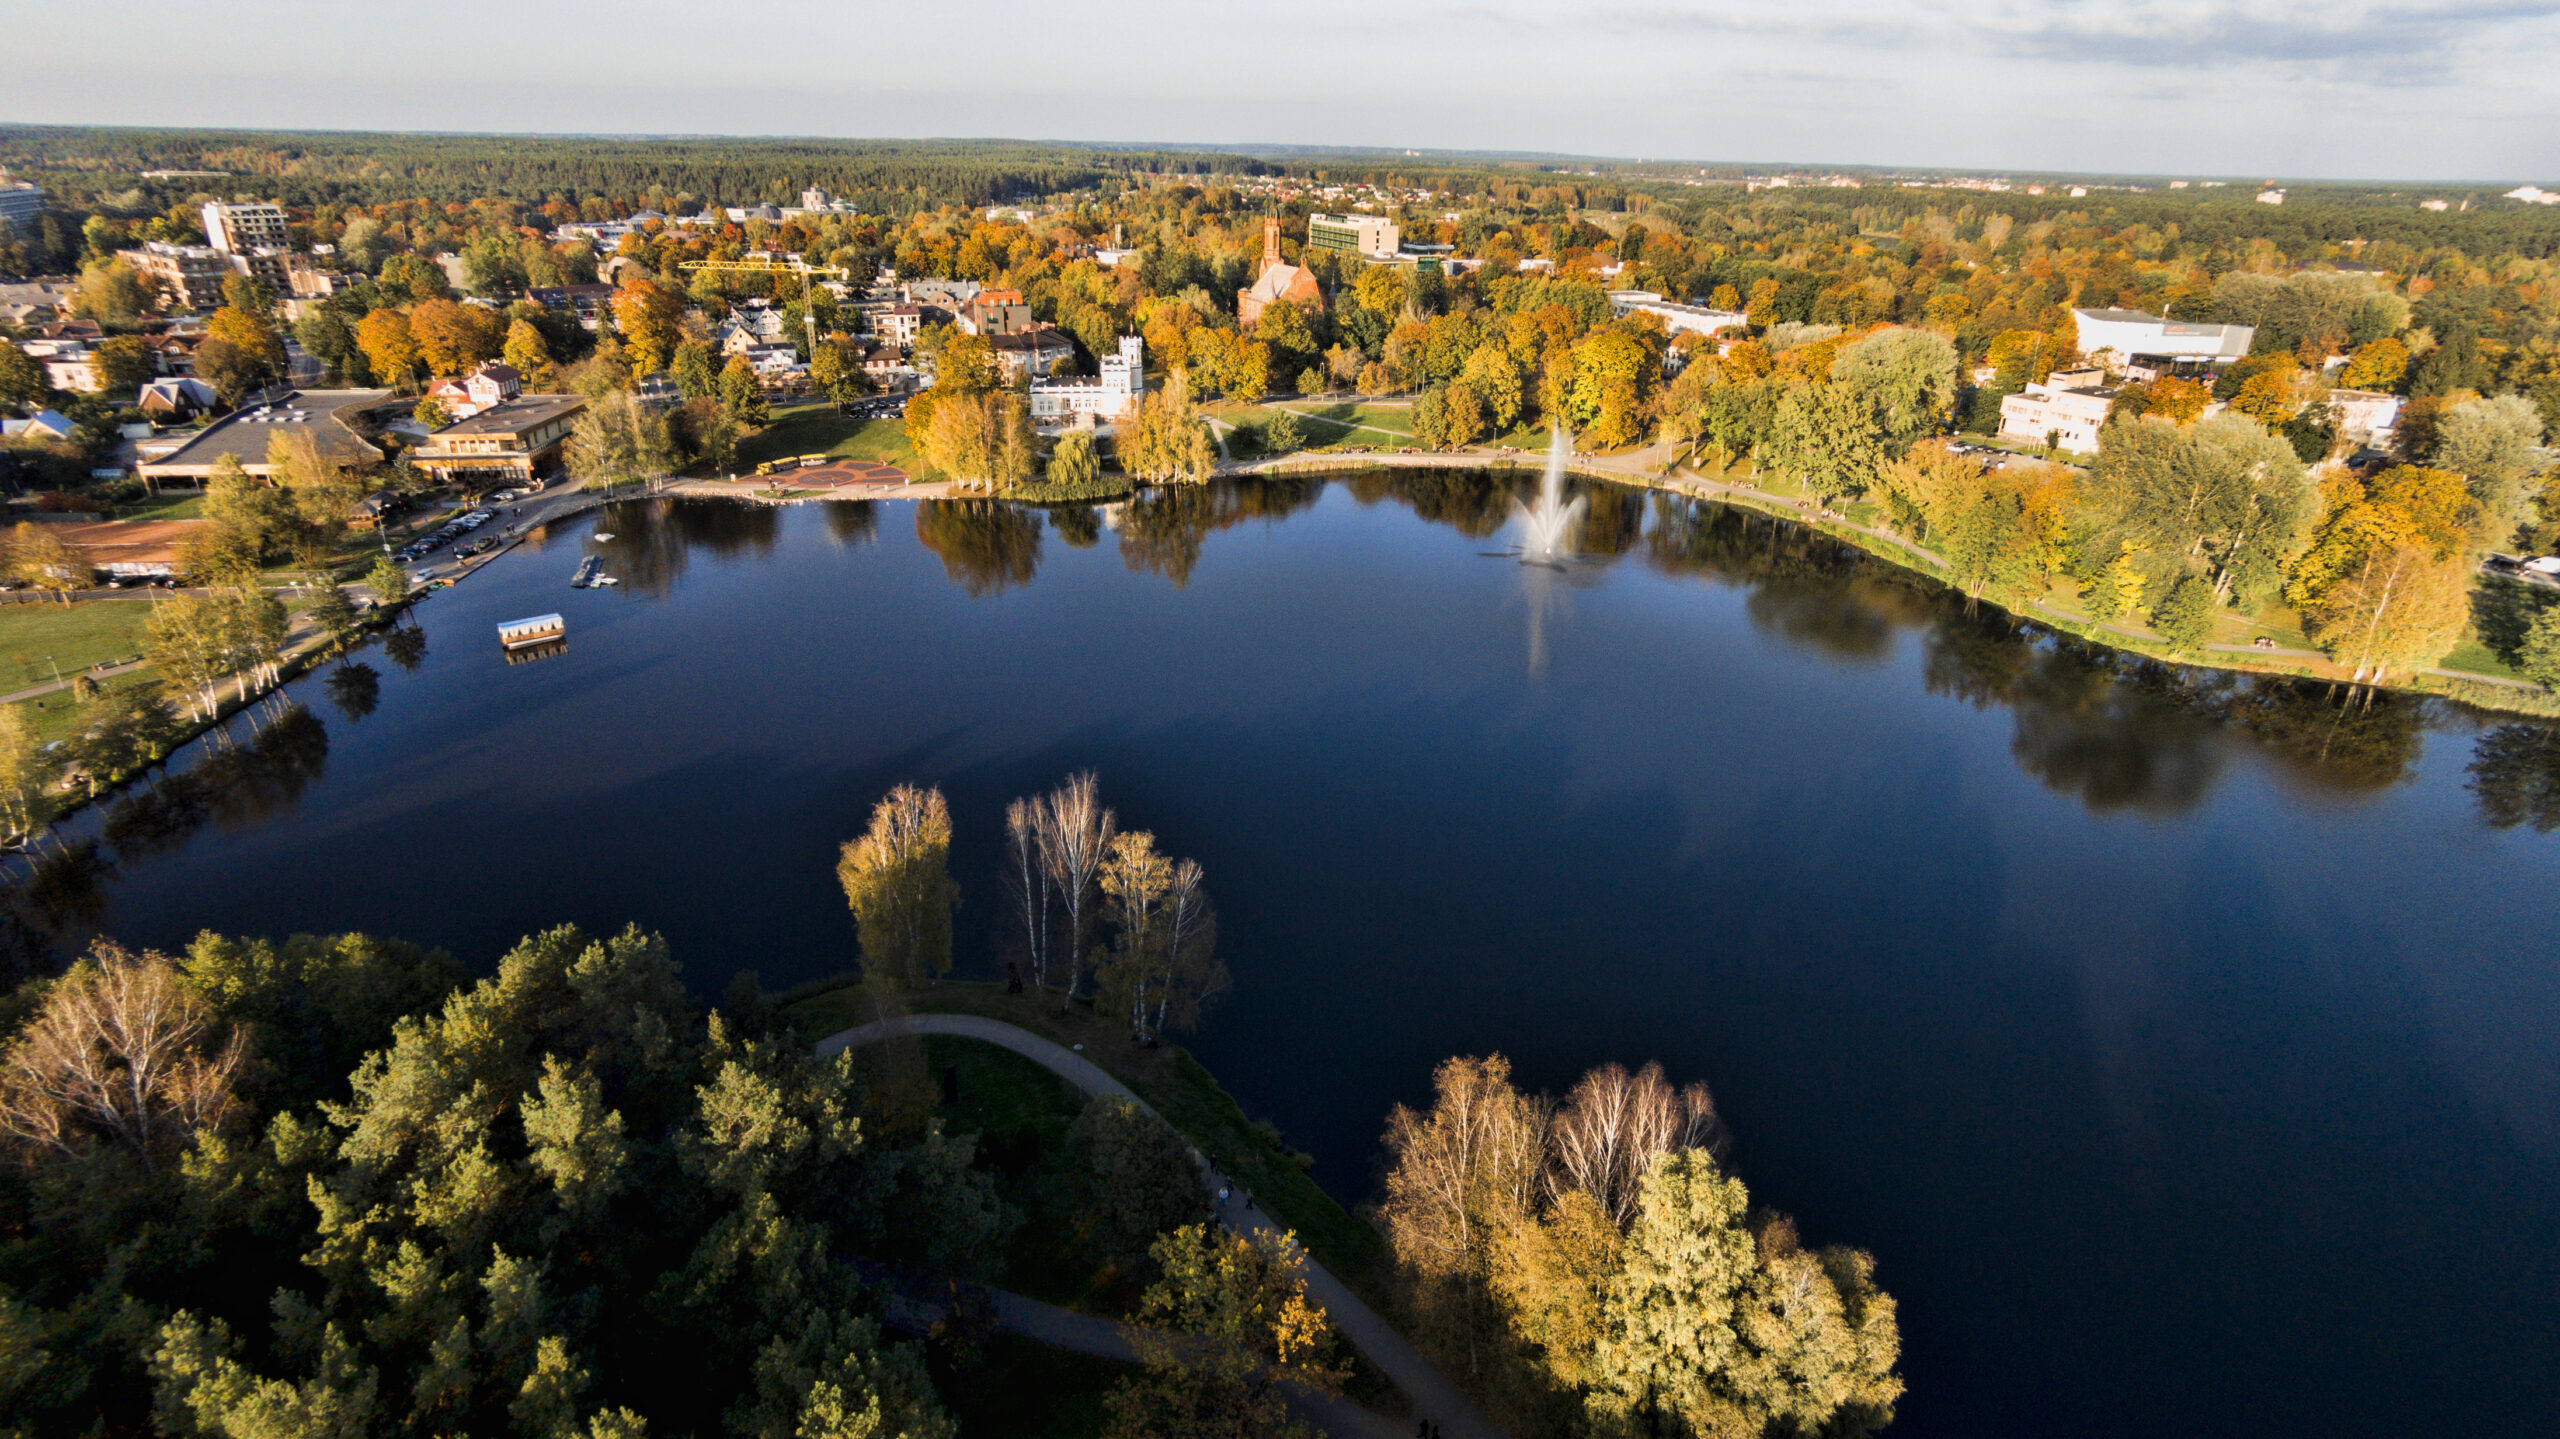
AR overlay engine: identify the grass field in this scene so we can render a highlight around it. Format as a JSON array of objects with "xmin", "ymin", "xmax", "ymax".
[
  {"xmin": 1218, "ymin": 400, "xmax": 1415, "ymax": 441},
  {"xmin": 117, "ymin": 492, "xmax": 207, "ymax": 522},
  {"xmin": 735, "ymin": 403, "xmax": 915, "ymax": 473},
  {"xmin": 0, "ymin": 599, "xmax": 157, "ymax": 688}
]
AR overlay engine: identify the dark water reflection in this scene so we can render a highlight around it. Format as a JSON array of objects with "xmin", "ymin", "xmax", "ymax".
[{"xmin": 10, "ymin": 474, "xmax": 2559, "ymax": 1439}]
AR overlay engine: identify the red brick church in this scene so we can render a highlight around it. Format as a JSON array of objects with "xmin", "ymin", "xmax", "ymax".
[{"xmin": 1237, "ymin": 216, "xmax": 1324, "ymax": 327}]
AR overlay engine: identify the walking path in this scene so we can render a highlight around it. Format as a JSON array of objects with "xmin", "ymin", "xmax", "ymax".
[{"xmin": 813, "ymin": 1012, "xmax": 1507, "ymax": 1439}]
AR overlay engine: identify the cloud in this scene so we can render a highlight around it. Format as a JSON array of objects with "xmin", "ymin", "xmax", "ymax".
[{"xmin": 1963, "ymin": 0, "xmax": 2560, "ymax": 78}]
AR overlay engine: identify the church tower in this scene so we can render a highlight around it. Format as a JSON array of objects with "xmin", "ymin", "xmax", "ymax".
[{"xmin": 1263, "ymin": 215, "xmax": 1282, "ymax": 269}]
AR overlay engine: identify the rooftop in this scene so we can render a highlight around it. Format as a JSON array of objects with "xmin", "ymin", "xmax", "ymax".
[
  {"xmin": 426, "ymin": 394, "xmax": 587, "ymax": 438},
  {"xmin": 141, "ymin": 390, "xmax": 392, "ymax": 474}
]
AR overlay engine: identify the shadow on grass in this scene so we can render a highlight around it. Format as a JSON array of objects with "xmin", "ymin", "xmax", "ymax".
[{"xmin": 2471, "ymin": 577, "xmax": 2556, "ymax": 667}]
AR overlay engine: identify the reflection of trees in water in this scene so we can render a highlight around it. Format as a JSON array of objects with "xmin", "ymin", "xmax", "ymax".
[
  {"xmin": 821, "ymin": 500, "xmax": 878, "ymax": 546},
  {"xmin": 0, "ymin": 841, "xmax": 114, "ymax": 983},
  {"xmin": 1048, "ymin": 505, "xmax": 1102, "ymax": 549},
  {"xmin": 595, "ymin": 499, "xmax": 694, "ymax": 597},
  {"xmin": 1348, "ymin": 469, "xmax": 1515, "ymax": 539},
  {"xmin": 1643, "ymin": 494, "xmax": 1940, "ymax": 662},
  {"xmin": 2467, "ymin": 724, "xmax": 2560, "ymax": 831},
  {"xmin": 672, "ymin": 500, "xmax": 780, "ymax": 559},
  {"xmin": 382, "ymin": 625, "xmax": 427, "ymax": 673},
  {"xmin": 324, "ymin": 662, "xmax": 381, "ymax": 722},
  {"xmin": 1920, "ymin": 609, "xmax": 2428, "ymax": 809},
  {"xmin": 916, "ymin": 500, "xmax": 1042, "ymax": 597},
  {"xmin": 102, "ymin": 704, "xmax": 331, "ymax": 864},
  {"xmin": 1112, "ymin": 479, "xmax": 1328, "ymax": 588}
]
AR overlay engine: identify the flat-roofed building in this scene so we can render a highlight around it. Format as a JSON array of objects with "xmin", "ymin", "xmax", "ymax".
[
  {"xmin": 200, "ymin": 201, "xmax": 290, "ymax": 255},
  {"xmin": 1607, "ymin": 290, "xmax": 1750, "ymax": 338},
  {"xmin": 138, "ymin": 389, "xmax": 394, "ymax": 483},
  {"xmin": 409, "ymin": 395, "xmax": 588, "ymax": 485},
  {"xmin": 990, "ymin": 325, "xmax": 1074, "ymax": 381},
  {"xmin": 1307, "ymin": 213, "xmax": 1400, "ymax": 260},
  {"xmin": 2072, "ymin": 307, "xmax": 2255, "ymax": 374},
  {"xmin": 1998, "ymin": 377, "xmax": 2116, "ymax": 455},
  {"xmin": 0, "ymin": 181, "xmax": 45, "ymax": 228},
  {"xmin": 123, "ymin": 242, "xmax": 235, "ymax": 313}
]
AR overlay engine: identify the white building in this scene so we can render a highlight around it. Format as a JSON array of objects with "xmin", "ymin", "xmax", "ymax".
[
  {"xmin": 2326, "ymin": 389, "xmax": 2405, "ymax": 446},
  {"xmin": 2504, "ymin": 185, "xmax": 2560, "ymax": 205},
  {"xmin": 1307, "ymin": 213, "xmax": 1401, "ymax": 261},
  {"xmin": 1031, "ymin": 337, "xmax": 1146, "ymax": 424},
  {"xmin": 1606, "ymin": 291, "xmax": 1750, "ymax": 339},
  {"xmin": 1998, "ymin": 378, "xmax": 2116, "ymax": 455},
  {"xmin": 2071, "ymin": 308, "xmax": 2255, "ymax": 374},
  {"xmin": 2255, "ymin": 189, "xmax": 2286, "ymax": 206},
  {"xmin": 200, "ymin": 201, "xmax": 289, "ymax": 254}
]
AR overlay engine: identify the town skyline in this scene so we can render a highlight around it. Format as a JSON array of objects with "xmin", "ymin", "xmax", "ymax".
[{"xmin": 10, "ymin": 0, "xmax": 2560, "ymax": 182}]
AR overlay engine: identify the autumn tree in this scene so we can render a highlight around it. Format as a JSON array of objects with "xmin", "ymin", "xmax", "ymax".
[
  {"xmin": 0, "ymin": 941, "xmax": 244, "ymax": 1172},
  {"xmin": 1047, "ymin": 429, "xmax": 1103, "ymax": 489},
  {"xmin": 2302, "ymin": 539, "xmax": 2472, "ymax": 684},
  {"xmin": 1095, "ymin": 831, "xmax": 1226, "ymax": 1045},
  {"xmin": 1119, "ymin": 371, "xmax": 1217, "ymax": 483},
  {"xmin": 408, "ymin": 297, "xmax": 505, "ymax": 377},
  {"xmin": 0, "ymin": 706, "xmax": 56, "ymax": 845},
  {"xmin": 6, "ymin": 522, "xmax": 86, "ymax": 602},
  {"xmin": 613, "ymin": 277, "xmax": 684, "ymax": 377},
  {"xmin": 2340, "ymin": 337, "xmax": 2409, "ymax": 391},
  {"xmin": 568, "ymin": 390, "xmax": 675, "ymax": 491},
  {"xmin": 719, "ymin": 354, "xmax": 769, "ymax": 426},
  {"xmin": 354, "ymin": 308, "xmax": 421, "ymax": 391},
  {"xmin": 502, "ymin": 317, "xmax": 557, "ymax": 389},
  {"xmin": 1031, "ymin": 771, "xmax": 1116, "ymax": 1001},
  {"xmin": 1103, "ymin": 1225, "xmax": 1344, "ymax": 1439},
  {"xmin": 837, "ymin": 784, "xmax": 957, "ymax": 989}
]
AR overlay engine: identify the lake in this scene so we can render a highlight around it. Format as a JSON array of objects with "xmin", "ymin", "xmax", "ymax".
[{"xmin": 35, "ymin": 474, "xmax": 2560, "ymax": 1439}]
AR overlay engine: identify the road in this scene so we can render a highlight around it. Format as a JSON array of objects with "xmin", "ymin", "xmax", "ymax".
[{"xmin": 814, "ymin": 1012, "xmax": 1508, "ymax": 1439}]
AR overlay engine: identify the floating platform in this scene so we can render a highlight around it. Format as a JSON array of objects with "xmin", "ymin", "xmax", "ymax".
[{"xmin": 497, "ymin": 613, "xmax": 566, "ymax": 649}]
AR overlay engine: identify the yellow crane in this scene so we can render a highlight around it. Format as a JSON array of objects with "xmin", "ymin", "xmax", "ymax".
[{"xmin": 677, "ymin": 256, "xmax": 853, "ymax": 358}]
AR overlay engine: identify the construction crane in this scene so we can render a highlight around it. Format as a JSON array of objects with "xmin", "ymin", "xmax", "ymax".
[{"xmin": 678, "ymin": 256, "xmax": 853, "ymax": 359}]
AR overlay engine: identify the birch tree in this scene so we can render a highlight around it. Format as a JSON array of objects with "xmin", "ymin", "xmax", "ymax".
[
  {"xmin": 1549, "ymin": 1061, "xmax": 1723, "ymax": 1226},
  {"xmin": 836, "ymin": 784, "xmax": 956, "ymax": 989},
  {"xmin": 2304, "ymin": 539, "xmax": 2471, "ymax": 685},
  {"xmin": 1001, "ymin": 795, "xmax": 1054, "ymax": 989},
  {"xmin": 144, "ymin": 593, "xmax": 235, "ymax": 720},
  {"xmin": 0, "ymin": 940, "xmax": 245, "ymax": 1172},
  {"xmin": 1034, "ymin": 771, "xmax": 1115, "ymax": 1003}
]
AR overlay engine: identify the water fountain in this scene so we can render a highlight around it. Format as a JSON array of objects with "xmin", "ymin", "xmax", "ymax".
[{"xmin": 1512, "ymin": 425, "xmax": 1587, "ymax": 565}]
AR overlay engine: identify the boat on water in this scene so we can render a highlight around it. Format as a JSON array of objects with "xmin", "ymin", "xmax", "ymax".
[
  {"xmin": 592, "ymin": 574, "xmax": 619, "ymax": 587},
  {"xmin": 570, "ymin": 557, "xmax": 600, "ymax": 588},
  {"xmin": 496, "ymin": 613, "xmax": 566, "ymax": 649},
  {"xmin": 592, "ymin": 532, "xmax": 615, "ymax": 541}
]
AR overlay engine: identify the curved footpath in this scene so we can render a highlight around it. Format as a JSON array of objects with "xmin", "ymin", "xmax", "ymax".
[{"xmin": 814, "ymin": 1013, "xmax": 1505, "ymax": 1439}]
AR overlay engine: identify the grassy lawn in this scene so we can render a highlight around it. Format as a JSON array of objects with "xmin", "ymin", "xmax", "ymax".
[
  {"xmin": 0, "ymin": 598, "xmax": 157, "ymax": 688},
  {"xmin": 735, "ymin": 402, "xmax": 915, "ymax": 472},
  {"xmin": 7, "ymin": 666, "xmax": 160, "ymax": 747},
  {"xmin": 1248, "ymin": 400, "xmax": 1415, "ymax": 440},
  {"xmin": 2438, "ymin": 636, "xmax": 2530, "ymax": 681},
  {"xmin": 117, "ymin": 492, "xmax": 206, "ymax": 521},
  {"xmin": 786, "ymin": 979, "xmax": 1394, "ymax": 1308}
]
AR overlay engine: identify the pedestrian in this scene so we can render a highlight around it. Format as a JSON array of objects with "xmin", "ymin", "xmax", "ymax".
[{"xmin": 1416, "ymin": 1422, "xmax": 1429, "ymax": 1439}]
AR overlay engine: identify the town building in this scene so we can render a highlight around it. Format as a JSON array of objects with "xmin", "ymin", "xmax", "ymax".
[
  {"xmin": 426, "ymin": 362, "xmax": 524, "ymax": 420},
  {"xmin": 2070, "ymin": 308, "xmax": 2255, "ymax": 376},
  {"xmin": 957, "ymin": 289, "xmax": 1034, "ymax": 337},
  {"xmin": 123, "ymin": 241, "xmax": 235, "ymax": 312},
  {"xmin": 872, "ymin": 302, "xmax": 927, "ymax": 348},
  {"xmin": 18, "ymin": 338, "xmax": 99, "ymax": 392},
  {"xmin": 1307, "ymin": 213, "xmax": 1400, "ymax": 260},
  {"xmin": 0, "ymin": 180, "xmax": 45, "ymax": 229},
  {"xmin": 138, "ymin": 377, "xmax": 219, "ymax": 422},
  {"xmin": 200, "ymin": 201, "xmax": 290, "ymax": 254},
  {"xmin": 528, "ymin": 284, "xmax": 616, "ymax": 330},
  {"xmin": 2255, "ymin": 189, "xmax": 2286, "ymax": 206},
  {"xmin": 408, "ymin": 394, "xmax": 588, "ymax": 486},
  {"xmin": 2327, "ymin": 389, "xmax": 2406, "ymax": 446},
  {"xmin": 990, "ymin": 326, "xmax": 1074, "ymax": 381},
  {"xmin": 1237, "ymin": 218, "xmax": 1324, "ymax": 327},
  {"xmin": 862, "ymin": 346, "xmax": 911, "ymax": 388},
  {"xmin": 1031, "ymin": 337, "xmax": 1146, "ymax": 424},
  {"xmin": 1997, "ymin": 376, "xmax": 2117, "ymax": 455},
  {"xmin": 138, "ymin": 390, "xmax": 394, "ymax": 484},
  {"xmin": 1606, "ymin": 291, "xmax": 1750, "ymax": 339}
]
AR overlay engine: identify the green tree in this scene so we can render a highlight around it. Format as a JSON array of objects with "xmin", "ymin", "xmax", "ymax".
[
  {"xmin": 0, "ymin": 343, "xmax": 44, "ymax": 410},
  {"xmin": 6, "ymin": 523, "xmax": 88, "ymax": 603},
  {"xmin": 1264, "ymin": 409, "xmax": 1305, "ymax": 455},
  {"xmin": 0, "ymin": 706, "xmax": 57, "ymax": 845},
  {"xmin": 1048, "ymin": 429, "xmax": 1102, "ymax": 488},
  {"xmin": 671, "ymin": 340, "xmax": 719, "ymax": 400},
  {"xmin": 568, "ymin": 390, "xmax": 676, "ymax": 492},
  {"xmin": 836, "ymin": 784, "xmax": 956, "ymax": 989},
  {"xmin": 1764, "ymin": 384, "xmax": 1885, "ymax": 508},
  {"xmin": 366, "ymin": 555, "xmax": 411, "ymax": 610},
  {"xmin": 1063, "ymin": 1096, "xmax": 1199, "ymax": 1273},
  {"xmin": 93, "ymin": 335, "xmax": 155, "ymax": 395},
  {"xmin": 719, "ymin": 354, "xmax": 770, "ymax": 426},
  {"xmin": 2518, "ymin": 605, "xmax": 2560, "ymax": 690},
  {"xmin": 2151, "ymin": 576, "xmax": 2217, "ymax": 653}
]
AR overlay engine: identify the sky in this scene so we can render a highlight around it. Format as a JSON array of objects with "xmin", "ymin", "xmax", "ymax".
[{"xmin": 10, "ymin": 0, "xmax": 2560, "ymax": 181}]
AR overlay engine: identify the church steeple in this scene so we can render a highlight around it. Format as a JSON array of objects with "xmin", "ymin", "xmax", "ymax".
[{"xmin": 1263, "ymin": 214, "xmax": 1282, "ymax": 269}]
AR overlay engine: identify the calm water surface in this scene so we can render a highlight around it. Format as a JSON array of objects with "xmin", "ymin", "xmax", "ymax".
[{"xmin": 44, "ymin": 476, "xmax": 2560, "ymax": 1439}]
